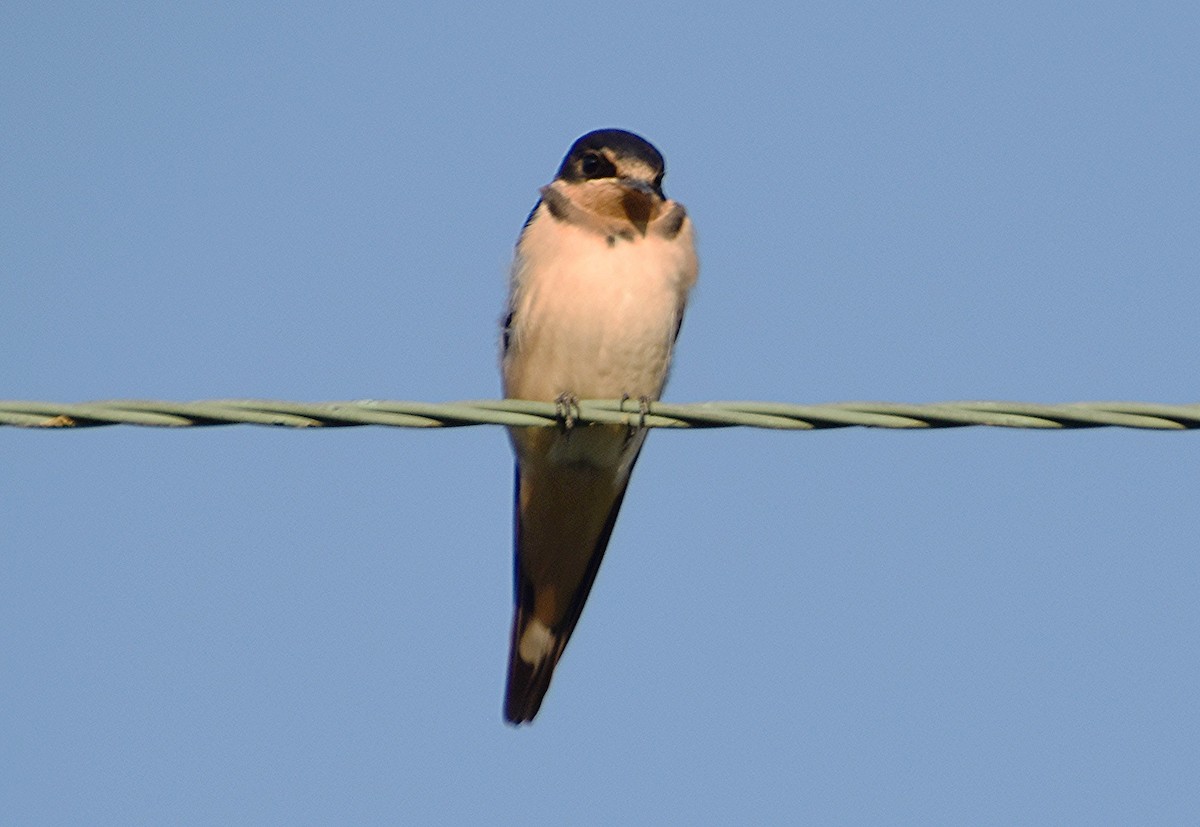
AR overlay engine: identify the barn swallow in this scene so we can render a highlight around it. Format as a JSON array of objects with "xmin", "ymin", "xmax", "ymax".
[{"xmin": 500, "ymin": 129, "xmax": 698, "ymax": 724}]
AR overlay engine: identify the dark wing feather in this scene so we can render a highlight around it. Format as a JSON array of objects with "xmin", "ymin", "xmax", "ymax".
[{"xmin": 504, "ymin": 450, "xmax": 642, "ymax": 725}]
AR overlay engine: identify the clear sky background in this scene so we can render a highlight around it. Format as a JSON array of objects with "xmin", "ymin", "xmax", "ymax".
[{"xmin": 3, "ymin": 3, "xmax": 1198, "ymax": 824}]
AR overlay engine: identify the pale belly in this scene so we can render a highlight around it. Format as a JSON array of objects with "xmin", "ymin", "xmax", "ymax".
[{"xmin": 503, "ymin": 230, "xmax": 688, "ymax": 403}]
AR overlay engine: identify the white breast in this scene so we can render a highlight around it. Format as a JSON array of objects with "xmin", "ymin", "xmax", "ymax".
[{"xmin": 503, "ymin": 207, "xmax": 698, "ymax": 403}]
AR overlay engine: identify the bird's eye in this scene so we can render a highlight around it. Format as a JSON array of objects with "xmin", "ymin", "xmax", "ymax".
[{"xmin": 579, "ymin": 153, "xmax": 604, "ymax": 177}]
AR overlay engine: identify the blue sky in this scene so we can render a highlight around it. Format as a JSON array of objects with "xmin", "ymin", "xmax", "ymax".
[{"xmin": 3, "ymin": 3, "xmax": 1199, "ymax": 824}]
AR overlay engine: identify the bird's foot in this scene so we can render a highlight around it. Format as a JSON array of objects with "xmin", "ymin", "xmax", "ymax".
[
  {"xmin": 555, "ymin": 393, "xmax": 581, "ymax": 431},
  {"xmin": 620, "ymin": 394, "xmax": 652, "ymax": 436}
]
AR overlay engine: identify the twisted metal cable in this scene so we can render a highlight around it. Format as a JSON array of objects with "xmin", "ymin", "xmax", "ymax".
[{"xmin": 2, "ymin": 399, "xmax": 1199, "ymax": 430}]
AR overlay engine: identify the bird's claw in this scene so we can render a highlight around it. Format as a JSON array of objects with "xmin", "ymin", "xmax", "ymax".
[
  {"xmin": 620, "ymin": 393, "xmax": 652, "ymax": 436},
  {"xmin": 555, "ymin": 393, "xmax": 581, "ymax": 431}
]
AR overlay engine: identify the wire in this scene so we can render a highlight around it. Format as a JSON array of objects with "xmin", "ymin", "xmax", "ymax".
[{"xmin": 2, "ymin": 399, "xmax": 1199, "ymax": 430}]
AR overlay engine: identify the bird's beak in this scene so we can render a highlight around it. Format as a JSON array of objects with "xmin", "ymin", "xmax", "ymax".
[{"xmin": 618, "ymin": 179, "xmax": 660, "ymax": 236}]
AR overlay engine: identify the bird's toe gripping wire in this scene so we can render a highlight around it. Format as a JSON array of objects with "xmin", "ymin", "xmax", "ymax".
[
  {"xmin": 619, "ymin": 393, "xmax": 652, "ymax": 437},
  {"xmin": 554, "ymin": 392, "xmax": 581, "ymax": 431}
]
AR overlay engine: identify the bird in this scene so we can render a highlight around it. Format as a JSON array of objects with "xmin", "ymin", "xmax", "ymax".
[{"xmin": 500, "ymin": 129, "xmax": 699, "ymax": 724}]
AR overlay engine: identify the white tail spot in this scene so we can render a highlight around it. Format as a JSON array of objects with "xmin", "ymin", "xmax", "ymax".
[{"xmin": 518, "ymin": 619, "xmax": 556, "ymax": 665}]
